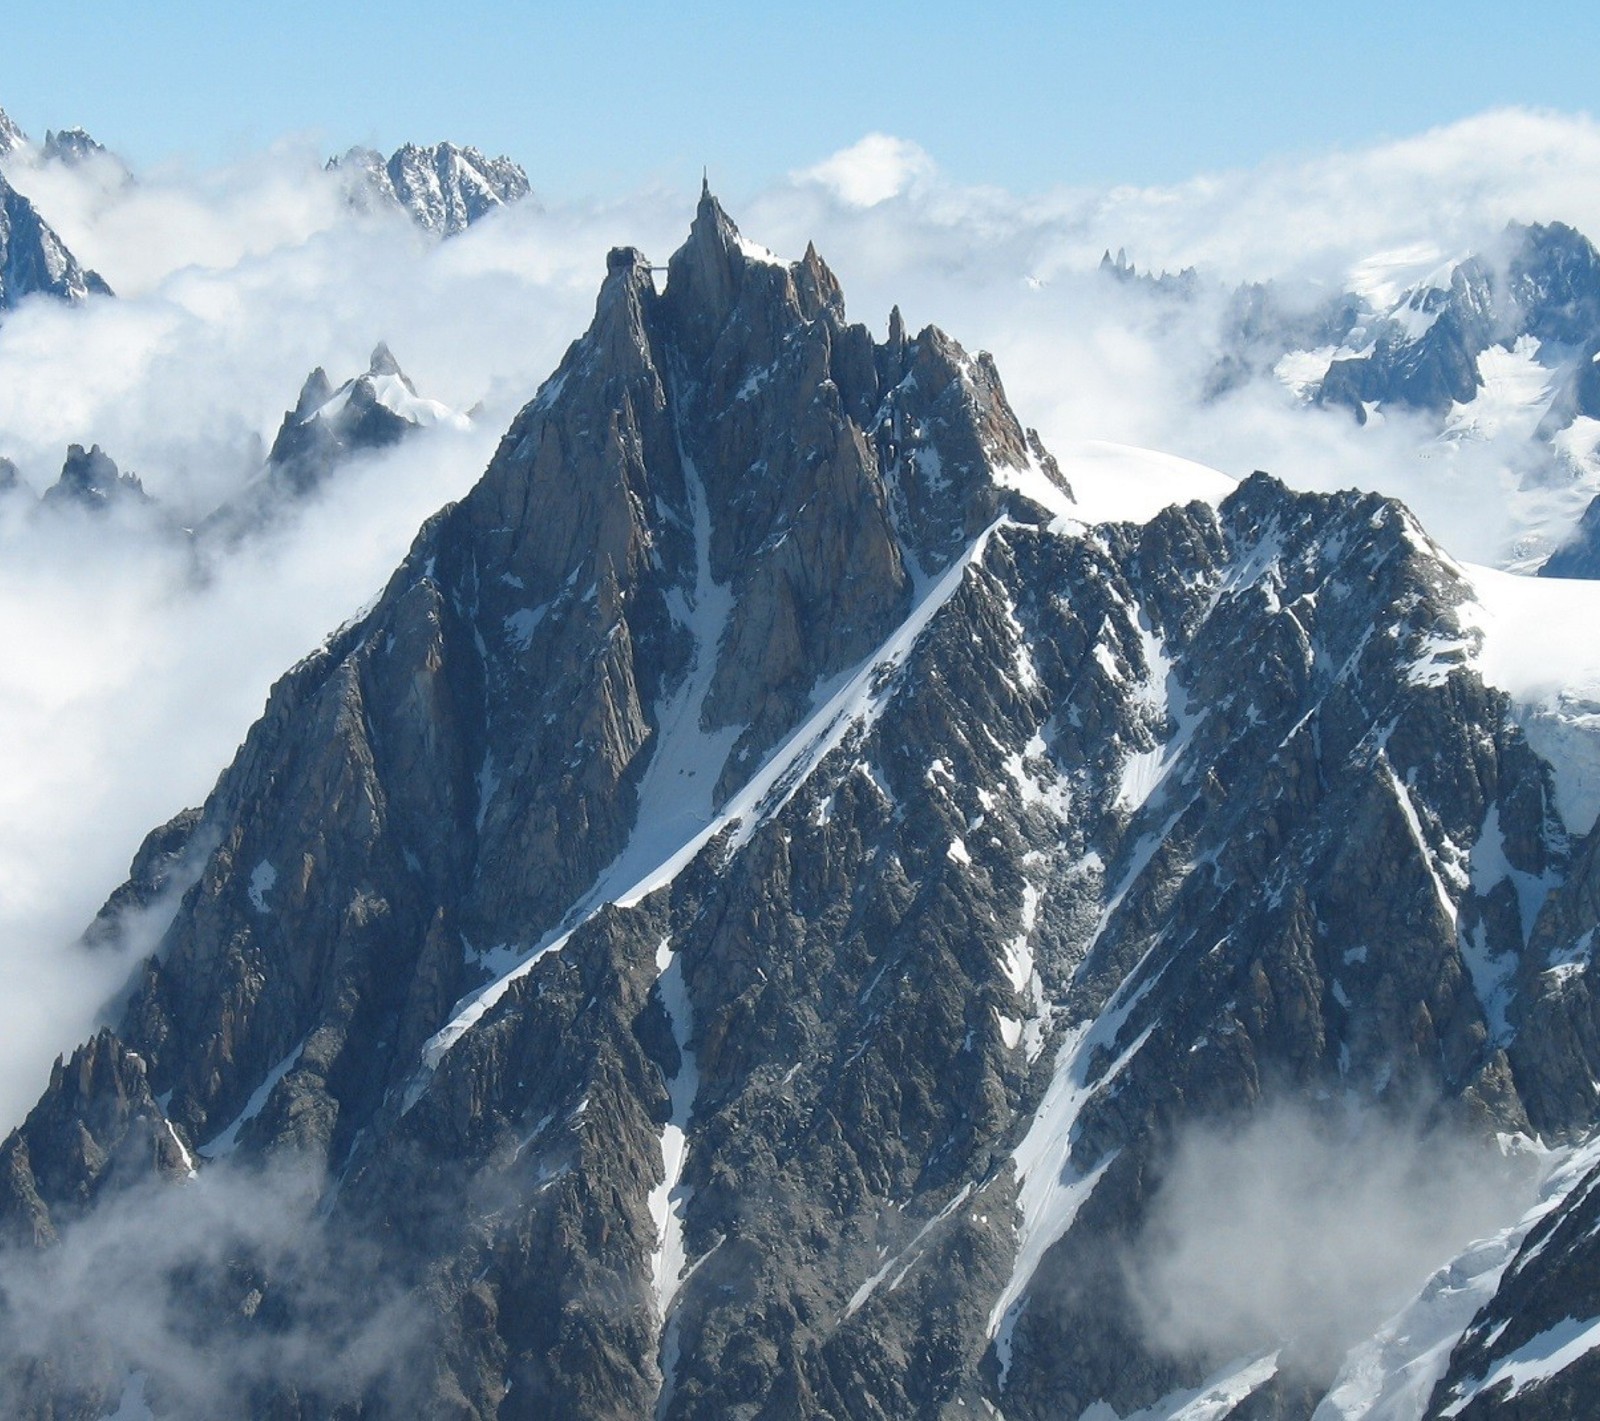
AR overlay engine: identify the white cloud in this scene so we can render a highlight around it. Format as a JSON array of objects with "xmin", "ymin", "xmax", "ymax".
[
  {"xmin": 1123, "ymin": 1101, "xmax": 1539, "ymax": 1377},
  {"xmin": 791, "ymin": 133, "xmax": 937, "ymax": 207}
]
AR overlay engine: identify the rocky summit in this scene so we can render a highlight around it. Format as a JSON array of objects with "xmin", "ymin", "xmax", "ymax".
[
  {"xmin": 6, "ymin": 194, "xmax": 1600, "ymax": 1421},
  {"xmin": 196, "ymin": 344, "xmax": 473, "ymax": 546}
]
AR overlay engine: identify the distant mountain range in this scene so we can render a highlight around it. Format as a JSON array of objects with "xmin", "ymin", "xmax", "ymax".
[
  {"xmin": 1102, "ymin": 219, "xmax": 1600, "ymax": 574},
  {"xmin": 330, "ymin": 141, "xmax": 533, "ymax": 236}
]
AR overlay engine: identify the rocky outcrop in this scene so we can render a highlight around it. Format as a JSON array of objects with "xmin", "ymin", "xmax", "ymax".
[
  {"xmin": 1318, "ymin": 258, "xmax": 1496, "ymax": 421},
  {"xmin": 0, "ymin": 1032, "xmax": 189, "ymax": 1249},
  {"xmin": 265, "ymin": 342, "xmax": 465, "ymax": 492},
  {"xmin": 37, "ymin": 443, "xmax": 150, "ymax": 512},
  {"xmin": 332, "ymin": 142, "xmax": 532, "ymax": 236},
  {"xmin": 197, "ymin": 344, "xmax": 470, "ymax": 544}
]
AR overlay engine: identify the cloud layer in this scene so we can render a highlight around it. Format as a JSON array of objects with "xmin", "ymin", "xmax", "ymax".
[
  {"xmin": 1123, "ymin": 1101, "xmax": 1539, "ymax": 1378},
  {"xmin": 0, "ymin": 1161, "xmax": 425, "ymax": 1414}
]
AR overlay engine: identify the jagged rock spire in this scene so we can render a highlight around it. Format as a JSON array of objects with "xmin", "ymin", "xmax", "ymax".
[
  {"xmin": 368, "ymin": 341, "xmax": 402, "ymax": 377},
  {"xmin": 39, "ymin": 443, "xmax": 150, "ymax": 511}
]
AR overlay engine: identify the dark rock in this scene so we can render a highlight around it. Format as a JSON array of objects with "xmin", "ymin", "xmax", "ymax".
[
  {"xmin": 1539, "ymin": 493, "xmax": 1600, "ymax": 579},
  {"xmin": 38, "ymin": 443, "xmax": 150, "ymax": 512}
]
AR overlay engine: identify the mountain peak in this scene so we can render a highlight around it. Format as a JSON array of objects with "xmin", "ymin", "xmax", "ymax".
[
  {"xmin": 262, "ymin": 346, "xmax": 462, "ymax": 497},
  {"xmin": 331, "ymin": 139, "xmax": 532, "ymax": 237},
  {"xmin": 40, "ymin": 443, "xmax": 150, "ymax": 511},
  {"xmin": 41, "ymin": 127, "xmax": 108, "ymax": 166},
  {"xmin": 367, "ymin": 341, "xmax": 402, "ymax": 378},
  {"xmin": 0, "ymin": 106, "xmax": 25, "ymax": 155}
]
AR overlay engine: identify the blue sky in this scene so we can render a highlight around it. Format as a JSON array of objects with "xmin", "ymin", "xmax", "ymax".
[{"xmin": 2, "ymin": 1, "xmax": 1598, "ymax": 197}]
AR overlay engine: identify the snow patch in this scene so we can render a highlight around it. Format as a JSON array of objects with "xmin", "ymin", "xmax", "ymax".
[
  {"xmin": 1116, "ymin": 617, "xmax": 1203, "ymax": 816},
  {"xmin": 1082, "ymin": 1351, "xmax": 1280, "ymax": 1421},
  {"xmin": 198, "ymin": 1039, "xmax": 306, "ymax": 1159},
  {"xmin": 1442, "ymin": 338, "xmax": 1553, "ymax": 444},
  {"xmin": 845, "ymin": 1183, "xmax": 973, "ymax": 1319},
  {"xmin": 1004, "ymin": 732, "xmax": 1073, "ymax": 820},
  {"xmin": 1057, "ymin": 442, "xmax": 1236, "ymax": 527},
  {"xmin": 311, "ymin": 372, "xmax": 469, "ymax": 432},
  {"xmin": 649, "ymin": 936, "xmax": 699, "ymax": 1323},
  {"xmin": 247, "ymin": 859, "xmax": 277, "ymax": 913},
  {"xmin": 989, "ymin": 957, "xmax": 1166, "ymax": 1379},
  {"xmin": 1276, "ymin": 347, "xmax": 1338, "ymax": 399},
  {"xmin": 504, "ymin": 606, "xmax": 546, "ymax": 650},
  {"xmin": 103, "ymin": 1373, "xmax": 155, "ymax": 1421}
]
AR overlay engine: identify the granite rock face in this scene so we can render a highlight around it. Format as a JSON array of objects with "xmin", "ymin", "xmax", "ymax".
[
  {"xmin": 332, "ymin": 141, "xmax": 532, "ymax": 236},
  {"xmin": 8, "ymin": 197, "xmax": 1600, "ymax": 1419}
]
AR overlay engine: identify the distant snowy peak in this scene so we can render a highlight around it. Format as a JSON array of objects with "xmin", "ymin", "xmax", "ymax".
[
  {"xmin": 0, "ymin": 106, "xmax": 25, "ymax": 156},
  {"xmin": 0, "ymin": 168, "xmax": 112, "ymax": 310},
  {"xmin": 330, "ymin": 141, "xmax": 532, "ymax": 236},
  {"xmin": 265, "ymin": 342, "xmax": 469, "ymax": 494},
  {"xmin": 1265, "ymin": 222, "xmax": 1600, "ymax": 429}
]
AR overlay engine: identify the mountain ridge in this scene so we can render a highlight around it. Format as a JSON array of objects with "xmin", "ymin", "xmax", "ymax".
[{"xmin": 332, "ymin": 141, "xmax": 533, "ymax": 236}]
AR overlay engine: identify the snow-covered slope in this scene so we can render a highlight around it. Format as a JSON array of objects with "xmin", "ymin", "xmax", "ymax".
[
  {"xmin": 1060, "ymin": 440, "xmax": 1238, "ymax": 525},
  {"xmin": 1459, "ymin": 563, "xmax": 1600, "ymax": 834}
]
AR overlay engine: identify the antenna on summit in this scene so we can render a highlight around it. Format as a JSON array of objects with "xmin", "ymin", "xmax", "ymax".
[{"xmin": 701, "ymin": 167, "xmax": 710, "ymax": 200}]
